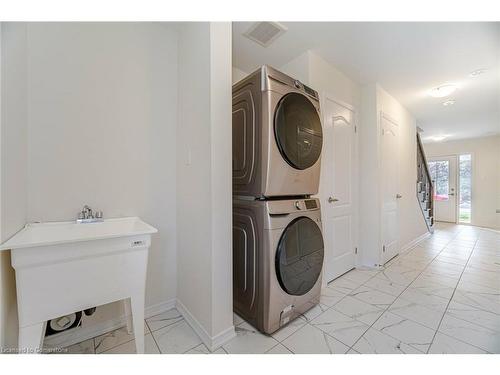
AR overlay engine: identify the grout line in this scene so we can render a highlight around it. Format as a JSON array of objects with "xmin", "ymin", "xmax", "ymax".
[
  {"xmin": 425, "ymin": 229, "xmax": 481, "ymax": 354},
  {"xmin": 146, "ymin": 320, "xmax": 162, "ymax": 354},
  {"xmin": 302, "ymin": 232, "xmax": 448, "ymax": 352},
  {"xmin": 346, "ymin": 228, "xmax": 461, "ymax": 353}
]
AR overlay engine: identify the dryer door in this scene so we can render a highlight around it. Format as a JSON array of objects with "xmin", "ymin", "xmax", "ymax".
[
  {"xmin": 275, "ymin": 216, "xmax": 324, "ymax": 296},
  {"xmin": 274, "ymin": 93, "xmax": 323, "ymax": 170}
]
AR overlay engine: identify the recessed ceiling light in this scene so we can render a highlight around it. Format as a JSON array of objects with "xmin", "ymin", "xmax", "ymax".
[
  {"xmin": 442, "ymin": 99, "xmax": 456, "ymax": 106},
  {"xmin": 432, "ymin": 135, "xmax": 448, "ymax": 142},
  {"xmin": 429, "ymin": 84, "xmax": 457, "ymax": 98},
  {"xmin": 469, "ymin": 69, "xmax": 487, "ymax": 77}
]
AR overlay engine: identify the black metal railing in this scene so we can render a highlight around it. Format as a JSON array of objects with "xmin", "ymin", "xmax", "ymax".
[{"xmin": 416, "ymin": 132, "xmax": 434, "ymax": 232}]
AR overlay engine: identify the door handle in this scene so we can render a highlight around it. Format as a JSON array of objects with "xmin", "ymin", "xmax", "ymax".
[
  {"xmin": 396, "ymin": 194, "xmax": 403, "ymax": 199},
  {"xmin": 328, "ymin": 197, "xmax": 339, "ymax": 203}
]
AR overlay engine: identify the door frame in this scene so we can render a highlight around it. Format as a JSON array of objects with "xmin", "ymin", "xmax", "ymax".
[
  {"xmin": 378, "ymin": 111, "xmax": 400, "ymax": 264},
  {"xmin": 319, "ymin": 92, "xmax": 359, "ymax": 284},
  {"xmin": 428, "ymin": 152, "xmax": 475, "ymax": 225}
]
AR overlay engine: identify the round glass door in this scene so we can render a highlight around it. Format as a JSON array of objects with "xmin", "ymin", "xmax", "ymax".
[
  {"xmin": 274, "ymin": 93, "xmax": 323, "ymax": 170},
  {"xmin": 275, "ymin": 217, "xmax": 324, "ymax": 296}
]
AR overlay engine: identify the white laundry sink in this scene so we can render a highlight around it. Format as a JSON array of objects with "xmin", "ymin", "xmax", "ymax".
[
  {"xmin": 0, "ymin": 216, "xmax": 157, "ymax": 250},
  {"xmin": 0, "ymin": 216, "xmax": 157, "ymax": 354}
]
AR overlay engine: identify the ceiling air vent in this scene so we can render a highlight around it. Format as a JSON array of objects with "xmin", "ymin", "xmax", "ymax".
[{"xmin": 243, "ymin": 22, "xmax": 287, "ymax": 47}]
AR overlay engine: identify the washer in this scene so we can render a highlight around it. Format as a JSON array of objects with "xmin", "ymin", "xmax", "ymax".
[
  {"xmin": 233, "ymin": 197, "xmax": 324, "ymax": 334},
  {"xmin": 232, "ymin": 65, "xmax": 323, "ymax": 198}
]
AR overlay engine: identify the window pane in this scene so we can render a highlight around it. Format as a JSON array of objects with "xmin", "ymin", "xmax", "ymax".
[
  {"xmin": 428, "ymin": 160, "xmax": 449, "ymax": 201},
  {"xmin": 459, "ymin": 154, "xmax": 472, "ymax": 223}
]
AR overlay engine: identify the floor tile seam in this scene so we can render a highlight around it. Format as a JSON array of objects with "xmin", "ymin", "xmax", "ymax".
[
  {"xmin": 97, "ymin": 320, "xmax": 162, "ymax": 354},
  {"xmin": 447, "ymin": 293, "xmax": 500, "ymax": 317},
  {"xmin": 348, "ymin": 234, "xmax": 456, "ymax": 351},
  {"xmin": 302, "ymin": 320, "xmax": 362, "ymax": 351},
  {"xmin": 148, "ymin": 320, "xmax": 163, "ymax": 354},
  {"xmin": 94, "ymin": 332, "xmax": 135, "ymax": 354},
  {"xmin": 425, "ymin": 236, "xmax": 480, "ymax": 353},
  {"xmin": 432, "ymin": 329, "xmax": 494, "ymax": 354}
]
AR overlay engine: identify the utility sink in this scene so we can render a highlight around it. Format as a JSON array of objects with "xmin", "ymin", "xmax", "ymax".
[
  {"xmin": 0, "ymin": 216, "xmax": 157, "ymax": 354},
  {"xmin": 0, "ymin": 216, "xmax": 157, "ymax": 250}
]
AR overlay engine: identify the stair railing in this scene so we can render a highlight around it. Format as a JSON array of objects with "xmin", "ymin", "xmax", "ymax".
[{"xmin": 416, "ymin": 132, "xmax": 434, "ymax": 232}]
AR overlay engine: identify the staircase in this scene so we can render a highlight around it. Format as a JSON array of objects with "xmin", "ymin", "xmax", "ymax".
[{"xmin": 416, "ymin": 132, "xmax": 434, "ymax": 233}]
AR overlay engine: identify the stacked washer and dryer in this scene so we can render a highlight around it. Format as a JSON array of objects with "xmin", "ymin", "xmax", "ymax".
[{"xmin": 232, "ymin": 66, "xmax": 325, "ymax": 334}]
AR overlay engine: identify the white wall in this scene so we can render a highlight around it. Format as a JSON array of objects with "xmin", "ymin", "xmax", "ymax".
[
  {"xmin": 209, "ymin": 23, "xmax": 233, "ymax": 339},
  {"xmin": 1, "ymin": 22, "xmax": 179, "ymax": 347},
  {"xmin": 279, "ymin": 51, "xmax": 361, "ymax": 108},
  {"xmin": 177, "ymin": 22, "xmax": 233, "ymax": 348},
  {"xmin": 376, "ymin": 86, "xmax": 429, "ymax": 251},
  {"xmin": 424, "ymin": 136, "xmax": 500, "ymax": 229},
  {"xmin": 359, "ymin": 84, "xmax": 428, "ymax": 267},
  {"xmin": 232, "ymin": 66, "xmax": 248, "ymax": 84},
  {"xmin": 308, "ymin": 52, "xmax": 361, "ymax": 109},
  {"xmin": 358, "ymin": 84, "xmax": 381, "ymax": 266},
  {"xmin": 0, "ymin": 22, "xmax": 28, "ymax": 350},
  {"xmin": 279, "ymin": 51, "xmax": 310, "ymax": 84},
  {"xmin": 1, "ymin": 21, "xmax": 234, "ymax": 351}
]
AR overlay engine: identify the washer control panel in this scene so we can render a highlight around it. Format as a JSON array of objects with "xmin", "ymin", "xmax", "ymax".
[{"xmin": 268, "ymin": 198, "xmax": 320, "ymax": 215}]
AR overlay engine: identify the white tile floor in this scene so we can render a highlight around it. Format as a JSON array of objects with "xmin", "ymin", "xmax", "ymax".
[{"xmin": 52, "ymin": 223, "xmax": 499, "ymax": 354}]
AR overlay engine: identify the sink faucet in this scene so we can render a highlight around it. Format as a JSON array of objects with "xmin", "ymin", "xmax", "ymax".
[{"xmin": 77, "ymin": 205, "xmax": 103, "ymax": 223}]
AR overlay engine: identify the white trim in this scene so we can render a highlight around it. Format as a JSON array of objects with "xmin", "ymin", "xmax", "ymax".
[
  {"xmin": 42, "ymin": 298, "xmax": 176, "ymax": 349},
  {"xmin": 428, "ymin": 154, "xmax": 459, "ymax": 224},
  {"xmin": 379, "ymin": 111, "xmax": 400, "ymax": 264},
  {"xmin": 319, "ymin": 92, "xmax": 359, "ymax": 283},
  {"xmin": 457, "ymin": 152, "xmax": 473, "ymax": 225},
  {"xmin": 175, "ymin": 299, "xmax": 235, "ymax": 352},
  {"xmin": 210, "ymin": 325, "xmax": 237, "ymax": 351},
  {"xmin": 144, "ymin": 299, "xmax": 176, "ymax": 319},
  {"xmin": 399, "ymin": 231, "xmax": 431, "ymax": 254}
]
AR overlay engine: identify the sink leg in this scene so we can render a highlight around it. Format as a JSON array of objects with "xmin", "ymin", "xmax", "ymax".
[
  {"xmin": 130, "ymin": 293, "xmax": 145, "ymax": 354},
  {"xmin": 19, "ymin": 322, "xmax": 45, "ymax": 354},
  {"xmin": 124, "ymin": 298, "xmax": 133, "ymax": 334}
]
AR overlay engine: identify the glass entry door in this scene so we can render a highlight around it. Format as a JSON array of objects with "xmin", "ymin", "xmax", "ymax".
[{"xmin": 428, "ymin": 156, "xmax": 457, "ymax": 223}]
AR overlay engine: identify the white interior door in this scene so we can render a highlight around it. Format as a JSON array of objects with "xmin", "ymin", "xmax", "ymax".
[
  {"xmin": 320, "ymin": 96, "xmax": 356, "ymax": 282},
  {"xmin": 428, "ymin": 156, "xmax": 457, "ymax": 223},
  {"xmin": 380, "ymin": 113, "xmax": 400, "ymax": 264}
]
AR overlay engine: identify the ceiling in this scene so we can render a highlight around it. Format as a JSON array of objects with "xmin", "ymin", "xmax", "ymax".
[{"xmin": 233, "ymin": 22, "xmax": 500, "ymax": 142}]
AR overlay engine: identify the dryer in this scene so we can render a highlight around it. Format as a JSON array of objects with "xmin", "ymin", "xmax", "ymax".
[
  {"xmin": 232, "ymin": 66, "xmax": 323, "ymax": 198},
  {"xmin": 233, "ymin": 197, "xmax": 324, "ymax": 334}
]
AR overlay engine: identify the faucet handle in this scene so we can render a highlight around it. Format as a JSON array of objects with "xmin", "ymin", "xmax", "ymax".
[{"xmin": 95, "ymin": 211, "xmax": 103, "ymax": 219}]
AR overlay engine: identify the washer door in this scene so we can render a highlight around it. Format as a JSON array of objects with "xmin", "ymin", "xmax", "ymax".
[
  {"xmin": 275, "ymin": 216, "xmax": 324, "ymax": 296},
  {"xmin": 274, "ymin": 92, "xmax": 323, "ymax": 170}
]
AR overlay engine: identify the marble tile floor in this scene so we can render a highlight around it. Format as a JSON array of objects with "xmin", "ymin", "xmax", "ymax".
[{"xmin": 52, "ymin": 223, "xmax": 499, "ymax": 354}]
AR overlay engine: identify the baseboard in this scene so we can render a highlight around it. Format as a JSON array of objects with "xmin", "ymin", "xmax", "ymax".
[
  {"xmin": 144, "ymin": 299, "xmax": 176, "ymax": 319},
  {"xmin": 43, "ymin": 298, "xmax": 176, "ymax": 349},
  {"xmin": 210, "ymin": 325, "xmax": 236, "ymax": 351},
  {"xmin": 400, "ymin": 231, "xmax": 431, "ymax": 254},
  {"xmin": 176, "ymin": 299, "xmax": 235, "ymax": 352}
]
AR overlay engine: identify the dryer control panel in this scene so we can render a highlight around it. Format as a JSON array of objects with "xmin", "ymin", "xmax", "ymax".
[{"xmin": 267, "ymin": 198, "xmax": 320, "ymax": 215}]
